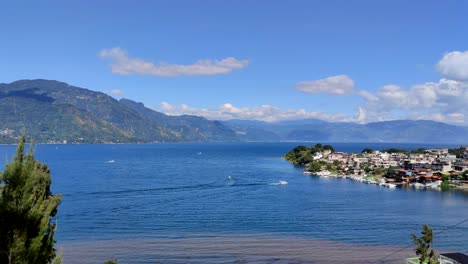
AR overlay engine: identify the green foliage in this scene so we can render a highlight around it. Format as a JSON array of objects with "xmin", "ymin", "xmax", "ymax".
[
  {"xmin": 0, "ymin": 80, "xmax": 239, "ymax": 143},
  {"xmin": 411, "ymin": 148, "xmax": 427, "ymax": 154},
  {"xmin": 323, "ymin": 144, "xmax": 335, "ymax": 153},
  {"xmin": 0, "ymin": 135, "xmax": 62, "ymax": 264},
  {"xmin": 385, "ymin": 166, "xmax": 400, "ymax": 176},
  {"xmin": 411, "ymin": 224, "xmax": 438, "ymax": 264},
  {"xmin": 284, "ymin": 144, "xmax": 336, "ymax": 166},
  {"xmin": 0, "ymin": 96, "xmax": 136, "ymax": 144},
  {"xmin": 103, "ymin": 259, "xmax": 118, "ymax": 264},
  {"xmin": 440, "ymin": 175, "xmax": 450, "ymax": 191},
  {"xmin": 51, "ymin": 250, "xmax": 62, "ymax": 264},
  {"xmin": 307, "ymin": 161, "xmax": 323, "ymax": 172},
  {"xmin": 284, "ymin": 146, "xmax": 309, "ymax": 165},
  {"xmin": 373, "ymin": 167, "xmax": 386, "ymax": 176},
  {"xmin": 381, "ymin": 148, "xmax": 408, "ymax": 154},
  {"xmin": 362, "ymin": 165, "xmax": 372, "ymax": 173},
  {"xmin": 361, "ymin": 148, "xmax": 374, "ymax": 154},
  {"xmin": 448, "ymin": 146, "xmax": 465, "ymax": 158}
]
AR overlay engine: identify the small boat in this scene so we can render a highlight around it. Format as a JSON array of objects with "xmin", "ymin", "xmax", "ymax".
[
  {"xmin": 316, "ymin": 170, "xmax": 331, "ymax": 177},
  {"xmin": 412, "ymin": 183, "xmax": 425, "ymax": 189},
  {"xmin": 387, "ymin": 183, "xmax": 397, "ymax": 189},
  {"xmin": 107, "ymin": 160, "xmax": 115, "ymax": 163},
  {"xmin": 278, "ymin": 180, "xmax": 288, "ymax": 185},
  {"xmin": 426, "ymin": 180, "xmax": 442, "ymax": 189}
]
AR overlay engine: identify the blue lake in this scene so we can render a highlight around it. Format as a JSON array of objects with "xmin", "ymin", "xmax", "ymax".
[{"xmin": 0, "ymin": 142, "xmax": 467, "ymax": 263}]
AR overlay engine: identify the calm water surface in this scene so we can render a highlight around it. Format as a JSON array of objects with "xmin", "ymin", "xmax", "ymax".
[{"xmin": 0, "ymin": 142, "xmax": 466, "ymax": 263}]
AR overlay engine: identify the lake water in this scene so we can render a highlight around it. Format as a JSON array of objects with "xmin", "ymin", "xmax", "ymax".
[{"xmin": 0, "ymin": 142, "xmax": 467, "ymax": 263}]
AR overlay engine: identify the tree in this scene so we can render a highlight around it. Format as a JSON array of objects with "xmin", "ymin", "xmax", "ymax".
[
  {"xmin": 323, "ymin": 144, "xmax": 335, "ymax": 153},
  {"xmin": 0, "ymin": 135, "xmax": 62, "ymax": 264},
  {"xmin": 411, "ymin": 148, "xmax": 427, "ymax": 154},
  {"xmin": 448, "ymin": 146, "xmax": 464, "ymax": 158},
  {"xmin": 307, "ymin": 161, "xmax": 322, "ymax": 173},
  {"xmin": 440, "ymin": 175, "xmax": 450, "ymax": 191},
  {"xmin": 381, "ymin": 148, "xmax": 408, "ymax": 154},
  {"xmin": 361, "ymin": 148, "xmax": 374, "ymax": 154},
  {"xmin": 411, "ymin": 224, "xmax": 438, "ymax": 264},
  {"xmin": 373, "ymin": 167, "xmax": 386, "ymax": 176}
]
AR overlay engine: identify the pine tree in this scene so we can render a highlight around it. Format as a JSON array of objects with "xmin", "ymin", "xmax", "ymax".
[
  {"xmin": 0, "ymin": 135, "xmax": 62, "ymax": 264},
  {"xmin": 411, "ymin": 224, "xmax": 438, "ymax": 264}
]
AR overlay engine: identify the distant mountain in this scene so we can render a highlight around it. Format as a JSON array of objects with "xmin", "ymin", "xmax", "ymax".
[
  {"xmin": 120, "ymin": 99, "xmax": 237, "ymax": 141},
  {"xmin": 0, "ymin": 96, "xmax": 133, "ymax": 144},
  {"xmin": 362, "ymin": 120, "xmax": 468, "ymax": 143},
  {"xmin": 0, "ymin": 79, "xmax": 238, "ymax": 143},
  {"xmin": 222, "ymin": 120, "xmax": 281, "ymax": 142},
  {"xmin": 223, "ymin": 119, "xmax": 468, "ymax": 143},
  {"xmin": 1, "ymin": 79, "xmax": 466, "ymax": 144}
]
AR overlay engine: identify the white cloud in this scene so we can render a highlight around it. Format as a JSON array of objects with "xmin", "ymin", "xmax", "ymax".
[
  {"xmin": 408, "ymin": 112, "xmax": 465, "ymax": 124},
  {"xmin": 356, "ymin": 107, "xmax": 367, "ymax": 124},
  {"xmin": 364, "ymin": 84, "xmax": 439, "ymax": 110},
  {"xmin": 99, "ymin": 47, "xmax": 249, "ymax": 76},
  {"xmin": 161, "ymin": 101, "xmax": 173, "ymax": 111},
  {"xmin": 352, "ymin": 51, "xmax": 468, "ymax": 124},
  {"xmin": 287, "ymin": 51, "xmax": 468, "ymax": 125},
  {"xmin": 437, "ymin": 51, "xmax": 468, "ymax": 81},
  {"xmin": 155, "ymin": 102, "xmax": 354, "ymax": 123},
  {"xmin": 107, "ymin": 89, "xmax": 124, "ymax": 96},
  {"xmin": 358, "ymin": 79, "xmax": 468, "ymax": 124},
  {"xmin": 296, "ymin": 75, "xmax": 355, "ymax": 95}
]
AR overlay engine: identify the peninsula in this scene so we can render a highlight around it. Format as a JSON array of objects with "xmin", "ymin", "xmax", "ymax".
[{"xmin": 284, "ymin": 144, "xmax": 468, "ymax": 191}]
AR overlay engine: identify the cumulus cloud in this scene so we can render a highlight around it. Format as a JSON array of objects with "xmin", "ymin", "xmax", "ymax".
[
  {"xmin": 358, "ymin": 79, "xmax": 468, "ymax": 124},
  {"xmin": 351, "ymin": 51, "xmax": 468, "ymax": 124},
  {"xmin": 406, "ymin": 112, "xmax": 465, "ymax": 124},
  {"xmin": 437, "ymin": 51, "xmax": 468, "ymax": 81},
  {"xmin": 156, "ymin": 102, "xmax": 353, "ymax": 123},
  {"xmin": 288, "ymin": 51, "xmax": 468, "ymax": 125},
  {"xmin": 296, "ymin": 75, "xmax": 355, "ymax": 95},
  {"xmin": 99, "ymin": 47, "xmax": 249, "ymax": 76}
]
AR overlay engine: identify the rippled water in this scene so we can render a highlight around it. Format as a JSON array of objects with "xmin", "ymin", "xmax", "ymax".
[{"xmin": 0, "ymin": 142, "xmax": 466, "ymax": 263}]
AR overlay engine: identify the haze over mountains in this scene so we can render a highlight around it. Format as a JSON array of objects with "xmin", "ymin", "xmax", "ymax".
[{"xmin": 0, "ymin": 79, "xmax": 467, "ymax": 144}]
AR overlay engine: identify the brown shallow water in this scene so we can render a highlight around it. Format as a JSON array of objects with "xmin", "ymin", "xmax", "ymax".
[{"xmin": 60, "ymin": 234, "xmax": 417, "ymax": 264}]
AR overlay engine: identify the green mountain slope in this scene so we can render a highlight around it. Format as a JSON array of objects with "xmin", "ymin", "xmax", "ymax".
[
  {"xmin": 0, "ymin": 79, "xmax": 239, "ymax": 143},
  {"xmin": 0, "ymin": 96, "xmax": 134, "ymax": 143},
  {"xmin": 120, "ymin": 99, "xmax": 238, "ymax": 141},
  {"xmin": 1, "ymin": 79, "xmax": 181, "ymax": 142}
]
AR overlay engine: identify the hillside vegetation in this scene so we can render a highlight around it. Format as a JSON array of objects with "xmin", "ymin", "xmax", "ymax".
[{"xmin": 0, "ymin": 79, "xmax": 238, "ymax": 143}]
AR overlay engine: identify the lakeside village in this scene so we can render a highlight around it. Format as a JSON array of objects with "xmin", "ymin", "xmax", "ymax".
[{"xmin": 284, "ymin": 144, "xmax": 468, "ymax": 191}]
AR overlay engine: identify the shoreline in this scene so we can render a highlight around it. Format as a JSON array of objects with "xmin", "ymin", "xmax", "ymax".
[
  {"xmin": 303, "ymin": 170, "xmax": 468, "ymax": 193},
  {"xmin": 1, "ymin": 141, "xmax": 466, "ymax": 146},
  {"xmin": 59, "ymin": 234, "xmax": 419, "ymax": 264}
]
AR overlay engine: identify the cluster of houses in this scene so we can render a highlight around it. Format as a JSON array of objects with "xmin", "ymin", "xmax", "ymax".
[{"xmin": 315, "ymin": 147, "xmax": 468, "ymax": 186}]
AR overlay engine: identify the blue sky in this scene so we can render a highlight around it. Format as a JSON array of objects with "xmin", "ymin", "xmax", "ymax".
[{"xmin": 1, "ymin": 0, "xmax": 467, "ymax": 124}]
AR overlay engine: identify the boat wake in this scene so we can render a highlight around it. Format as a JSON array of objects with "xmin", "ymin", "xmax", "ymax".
[{"xmin": 269, "ymin": 180, "xmax": 288, "ymax": 186}]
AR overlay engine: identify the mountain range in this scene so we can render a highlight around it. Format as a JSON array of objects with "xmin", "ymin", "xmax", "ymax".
[
  {"xmin": 0, "ymin": 79, "xmax": 467, "ymax": 144},
  {"xmin": 223, "ymin": 119, "xmax": 468, "ymax": 143},
  {"xmin": 0, "ymin": 79, "xmax": 236, "ymax": 143}
]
